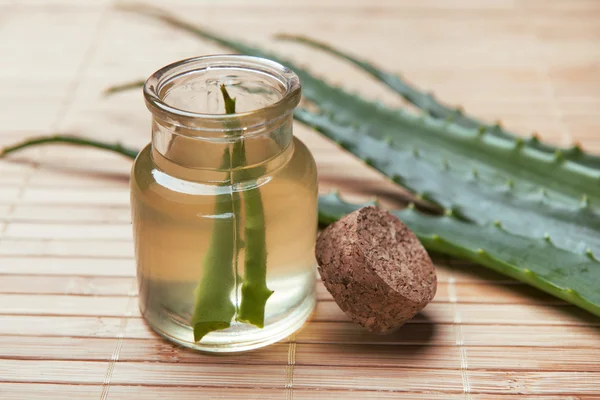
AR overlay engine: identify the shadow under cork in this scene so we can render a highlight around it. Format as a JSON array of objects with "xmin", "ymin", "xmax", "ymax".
[{"xmin": 288, "ymin": 311, "xmax": 439, "ymax": 370}]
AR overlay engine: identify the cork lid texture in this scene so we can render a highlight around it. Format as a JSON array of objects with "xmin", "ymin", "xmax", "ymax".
[{"xmin": 316, "ymin": 206, "xmax": 437, "ymax": 333}]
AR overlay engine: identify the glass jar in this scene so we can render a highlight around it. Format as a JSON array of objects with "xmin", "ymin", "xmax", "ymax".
[{"xmin": 131, "ymin": 55, "xmax": 317, "ymax": 352}]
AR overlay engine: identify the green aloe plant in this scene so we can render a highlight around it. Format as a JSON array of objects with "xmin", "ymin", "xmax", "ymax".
[
  {"xmin": 294, "ymin": 108, "xmax": 600, "ymax": 254},
  {"xmin": 276, "ymin": 34, "xmax": 600, "ymax": 170},
  {"xmin": 193, "ymin": 85, "xmax": 272, "ymax": 340},
  {"xmin": 1, "ymin": 5, "xmax": 600, "ymax": 319},
  {"xmin": 113, "ymin": 5, "xmax": 600, "ymax": 209},
  {"xmin": 113, "ymin": 5, "xmax": 600, "ymax": 244},
  {"xmin": 219, "ymin": 86, "xmax": 273, "ymax": 328}
]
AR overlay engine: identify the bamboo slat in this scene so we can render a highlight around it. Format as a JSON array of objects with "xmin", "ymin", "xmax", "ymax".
[
  {"xmin": 0, "ymin": 257, "xmax": 135, "ymax": 276},
  {"xmin": 11, "ymin": 383, "xmax": 581, "ymax": 400},
  {"xmin": 0, "ymin": 275, "xmax": 565, "ymax": 306},
  {"xmin": 1, "ymin": 206, "xmax": 131, "ymax": 224},
  {"xmin": 1, "ymin": 0, "xmax": 600, "ymax": 398},
  {"xmin": 1, "ymin": 314, "xmax": 599, "ymax": 347},
  {"xmin": 2, "ymin": 293, "xmax": 594, "ymax": 326},
  {"xmin": 2, "ymin": 336, "xmax": 600, "ymax": 372},
  {"xmin": 0, "ymin": 239, "xmax": 134, "ymax": 257},
  {"xmin": 5, "ymin": 359, "xmax": 600, "ymax": 394}
]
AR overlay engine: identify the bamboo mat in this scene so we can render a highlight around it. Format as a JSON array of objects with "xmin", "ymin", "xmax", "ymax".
[{"xmin": 1, "ymin": 0, "xmax": 600, "ymax": 398}]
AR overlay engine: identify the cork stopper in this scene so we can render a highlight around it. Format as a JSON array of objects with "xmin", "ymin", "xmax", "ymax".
[{"xmin": 316, "ymin": 206, "xmax": 437, "ymax": 333}]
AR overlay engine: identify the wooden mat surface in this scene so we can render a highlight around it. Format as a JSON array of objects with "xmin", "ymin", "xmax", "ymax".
[{"xmin": 1, "ymin": 0, "xmax": 600, "ymax": 398}]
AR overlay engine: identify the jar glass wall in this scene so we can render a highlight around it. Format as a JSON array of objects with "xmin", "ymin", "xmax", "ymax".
[{"xmin": 130, "ymin": 55, "xmax": 317, "ymax": 352}]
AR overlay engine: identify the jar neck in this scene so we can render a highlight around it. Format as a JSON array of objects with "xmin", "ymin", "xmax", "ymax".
[
  {"xmin": 151, "ymin": 114, "xmax": 294, "ymax": 182},
  {"xmin": 143, "ymin": 55, "xmax": 301, "ymax": 182}
]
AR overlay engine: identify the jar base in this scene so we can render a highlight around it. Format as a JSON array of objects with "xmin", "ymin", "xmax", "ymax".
[{"xmin": 142, "ymin": 294, "xmax": 316, "ymax": 353}]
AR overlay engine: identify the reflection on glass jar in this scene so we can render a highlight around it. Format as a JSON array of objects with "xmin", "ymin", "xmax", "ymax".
[{"xmin": 131, "ymin": 55, "xmax": 317, "ymax": 352}]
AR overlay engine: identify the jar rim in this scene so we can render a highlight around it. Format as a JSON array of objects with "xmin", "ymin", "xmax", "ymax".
[{"xmin": 143, "ymin": 55, "xmax": 301, "ymax": 133}]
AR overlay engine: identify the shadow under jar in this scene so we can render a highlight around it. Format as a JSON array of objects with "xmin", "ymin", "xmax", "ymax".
[{"xmin": 131, "ymin": 55, "xmax": 317, "ymax": 352}]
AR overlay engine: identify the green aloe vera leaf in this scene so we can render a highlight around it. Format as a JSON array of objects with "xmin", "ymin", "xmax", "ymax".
[
  {"xmin": 191, "ymin": 151, "xmax": 238, "ymax": 341},
  {"xmin": 115, "ymin": 7, "xmax": 600, "ymax": 209},
  {"xmin": 102, "ymin": 9, "xmax": 600, "ymax": 252},
  {"xmin": 300, "ymin": 92, "xmax": 596, "ymax": 208},
  {"xmin": 192, "ymin": 85, "xmax": 272, "ymax": 338},
  {"xmin": 318, "ymin": 192, "xmax": 600, "ymax": 318},
  {"xmin": 0, "ymin": 136, "xmax": 135, "ymax": 160},
  {"xmin": 0, "ymin": 135, "xmax": 138, "ymax": 159},
  {"xmin": 191, "ymin": 85, "xmax": 242, "ymax": 341},
  {"xmin": 104, "ymin": 79, "xmax": 146, "ymax": 96},
  {"xmin": 295, "ymin": 107, "xmax": 600, "ymax": 256},
  {"xmin": 276, "ymin": 34, "xmax": 599, "ymax": 170},
  {"xmin": 290, "ymin": 81, "xmax": 598, "ymax": 208},
  {"xmin": 235, "ymin": 181, "xmax": 272, "ymax": 327},
  {"xmin": 220, "ymin": 85, "xmax": 273, "ymax": 328}
]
